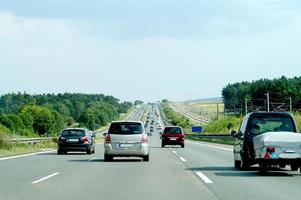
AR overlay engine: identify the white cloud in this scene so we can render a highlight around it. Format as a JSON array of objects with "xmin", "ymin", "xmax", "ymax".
[
  {"xmin": 0, "ymin": 9, "xmax": 301, "ymax": 102},
  {"xmin": 0, "ymin": 11, "xmax": 78, "ymax": 42}
]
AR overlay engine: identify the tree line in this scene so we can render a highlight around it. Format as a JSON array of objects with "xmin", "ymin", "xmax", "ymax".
[
  {"xmin": 222, "ymin": 76, "xmax": 301, "ymax": 113},
  {"xmin": 0, "ymin": 93, "xmax": 133, "ymax": 136}
]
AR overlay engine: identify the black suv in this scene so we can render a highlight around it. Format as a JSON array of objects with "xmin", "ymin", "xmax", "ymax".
[
  {"xmin": 231, "ymin": 112, "xmax": 298, "ymax": 169},
  {"xmin": 57, "ymin": 128, "xmax": 96, "ymax": 154}
]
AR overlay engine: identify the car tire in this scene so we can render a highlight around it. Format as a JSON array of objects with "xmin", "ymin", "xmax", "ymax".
[
  {"xmin": 181, "ymin": 144, "xmax": 185, "ymax": 148},
  {"xmin": 143, "ymin": 154, "xmax": 149, "ymax": 162},
  {"xmin": 87, "ymin": 149, "xmax": 92, "ymax": 155},
  {"xmin": 161, "ymin": 143, "xmax": 164, "ymax": 148},
  {"xmin": 234, "ymin": 160, "xmax": 241, "ymax": 169},
  {"xmin": 57, "ymin": 150, "xmax": 62, "ymax": 155},
  {"xmin": 104, "ymin": 154, "xmax": 112, "ymax": 162},
  {"xmin": 63, "ymin": 151, "xmax": 68, "ymax": 155},
  {"xmin": 240, "ymin": 157, "xmax": 250, "ymax": 170},
  {"xmin": 92, "ymin": 146, "xmax": 95, "ymax": 154},
  {"xmin": 291, "ymin": 164, "xmax": 299, "ymax": 171}
]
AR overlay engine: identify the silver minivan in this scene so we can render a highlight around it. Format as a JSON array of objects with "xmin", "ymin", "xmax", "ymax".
[{"xmin": 104, "ymin": 121, "xmax": 150, "ymax": 161}]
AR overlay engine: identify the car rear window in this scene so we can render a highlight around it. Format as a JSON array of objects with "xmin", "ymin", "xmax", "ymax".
[
  {"xmin": 164, "ymin": 127, "xmax": 182, "ymax": 134},
  {"xmin": 249, "ymin": 116, "xmax": 295, "ymax": 135},
  {"xmin": 61, "ymin": 130, "xmax": 85, "ymax": 137},
  {"xmin": 109, "ymin": 123, "xmax": 143, "ymax": 135}
]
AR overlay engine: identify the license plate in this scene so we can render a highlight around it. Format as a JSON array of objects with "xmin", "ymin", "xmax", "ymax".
[
  {"xmin": 279, "ymin": 153, "xmax": 300, "ymax": 159},
  {"xmin": 67, "ymin": 139, "xmax": 79, "ymax": 142},
  {"xmin": 119, "ymin": 143, "xmax": 133, "ymax": 148},
  {"xmin": 169, "ymin": 138, "xmax": 177, "ymax": 141}
]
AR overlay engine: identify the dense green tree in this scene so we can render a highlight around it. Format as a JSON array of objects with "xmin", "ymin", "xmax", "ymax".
[{"xmin": 222, "ymin": 76, "xmax": 301, "ymax": 112}]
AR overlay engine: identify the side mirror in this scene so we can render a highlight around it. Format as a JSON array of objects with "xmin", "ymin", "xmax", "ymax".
[
  {"xmin": 91, "ymin": 133, "xmax": 97, "ymax": 138},
  {"xmin": 230, "ymin": 130, "xmax": 237, "ymax": 138},
  {"xmin": 102, "ymin": 132, "xmax": 107, "ymax": 137}
]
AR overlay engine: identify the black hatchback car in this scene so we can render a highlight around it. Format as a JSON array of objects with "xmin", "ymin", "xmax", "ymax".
[{"xmin": 57, "ymin": 128, "xmax": 95, "ymax": 154}]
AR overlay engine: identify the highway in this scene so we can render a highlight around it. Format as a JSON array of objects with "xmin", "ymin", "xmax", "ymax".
[{"xmin": 1, "ymin": 105, "xmax": 301, "ymax": 200}]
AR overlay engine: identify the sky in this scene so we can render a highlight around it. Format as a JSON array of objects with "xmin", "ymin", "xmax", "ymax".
[{"xmin": 0, "ymin": 0, "xmax": 301, "ymax": 102}]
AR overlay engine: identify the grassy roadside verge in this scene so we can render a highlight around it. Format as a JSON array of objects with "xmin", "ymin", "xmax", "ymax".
[
  {"xmin": 0, "ymin": 141, "xmax": 56, "ymax": 157},
  {"xmin": 185, "ymin": 135, "xmax": 235, "ymax": 145}
]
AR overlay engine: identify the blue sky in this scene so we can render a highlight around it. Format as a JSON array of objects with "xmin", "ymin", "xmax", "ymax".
[{"xmin": 0, "ymin": 0, "xmax": 300, "ymax": 102}]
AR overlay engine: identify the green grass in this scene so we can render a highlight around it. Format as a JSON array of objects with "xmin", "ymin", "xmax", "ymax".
[
  {"xmin": 185, "ymin": 135, "xmax": 235, "ymax": 145},
  {"xmin": 294, "ymin": 112, "xmax": 301, "ymax": 131},
  {"xmin": 0, "ymin": 141, "xmax": 56, "ymax": 158},
  {"xmin": 204, "ymin": 116, "xmax": 242, "ymax": 134},
  {"xmin": 178, "ymin": 102, "xmax": 225, "ymax": 121},
  {"xmin": 1, "ymin": 124, "xmax": 56, "ymax": 157}
]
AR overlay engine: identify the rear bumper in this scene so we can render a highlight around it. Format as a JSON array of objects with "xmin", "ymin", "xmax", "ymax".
[
  {"xmin": 257, "ymin": 158, "xmax": 301, "ymax": 165},
  {"xmin": 58, "ymin": 144, "xmax": 91, "ymax": 152},
  {"xmin": 104, "ymin": 143, "xmax": 149, "ymax": 157},
  {"xmin": 162, "ymin": 139, "xmax": 184, "ymax": 146}
]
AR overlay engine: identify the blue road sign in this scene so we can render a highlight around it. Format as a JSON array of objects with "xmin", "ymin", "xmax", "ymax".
[{"xmin": 192, "ymin": 126, "xmax": 203, "ymax": 133}]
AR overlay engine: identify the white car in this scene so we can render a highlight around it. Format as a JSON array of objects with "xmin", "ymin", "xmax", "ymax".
[{"xmin": 104, "ymin": 121, "xmax": 150, "ymax": 161}]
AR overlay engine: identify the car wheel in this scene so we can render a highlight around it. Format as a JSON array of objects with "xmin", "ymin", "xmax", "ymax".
[
  {"xmin": 87, "ymin": 149, "xmax": 92, "ymax": 155},
  {"xmin": 104, "ymin": 154, "xmax": 112, "ymax": 162},
  {"xmin": 143, "ymin": 154, "xmax": 149, "ymax": 162},
  {"xmin": 259, "ymin": 163, "xmax": 268, "ymax": 171},
  {"xmin": 234, "ymin": 160, "xmax": 241, "ymax": 169},
  {"xmin": 63, "ymin": 151, "xmax": 68, "ymax": 155},
  {"xmin": 291, "ymin": 164, "xmax": 299, "ymax": 171},
  {"xmin": 161, "ymin": 143, "xmax": 164, "ymax": 148},
  {"xmin": 240, "ymin": 157, "xmax": 250, "ymax": 170},
  {"xmin": 181, "ymin": 144, "xmax": 185, "ymax": 148},
  {"xmin": 57, "ymin": 150, "xmax": 62, "ymax": 155}
]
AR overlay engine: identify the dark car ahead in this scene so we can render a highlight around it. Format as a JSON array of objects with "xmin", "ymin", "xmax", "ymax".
[
  {"xmin": 57, "ymin": 128, "xmax": 95, "ymax": 155},
  {"xmin": 161, "ymin": 126, "xmax": 185, "ymax": 148},
  {"xmin": 232, "ymin": 112, "xmax": 299, "ymax": 170}
]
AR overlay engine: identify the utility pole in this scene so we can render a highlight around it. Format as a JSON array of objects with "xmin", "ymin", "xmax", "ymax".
[
  {"xmin": 245, "ymin": 98, "xmax": 248, "ymax": 115},
  {"xmin": 289, "ymin": 97, "xmax": 292, "ymax": 113},
  {"xmin": 266, "ymin": 92, "xmax": 270, "ymax": 112},
  {"xmin": 216, "ymin": 102, "xmax": 219, "ymax": 119}
]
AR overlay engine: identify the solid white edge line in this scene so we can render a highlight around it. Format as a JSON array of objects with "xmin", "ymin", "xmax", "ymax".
[
  {"xmin": 0, "ymin": 150, "xmax": 56, "ymax": 161},
  {"xmin": 32, "ymin": 172, "xmax": 60, "ymax": 184},
  {"xmin": 196, "ymin": 172, "xmax": 213, "ymax": 184},
  {"xmin": 179, "ymin": 157, "xmax": 187, "ymax": 162},
  {"xmin": 186, "ymin": 140, "xmax": 232, "ymax": 152}
]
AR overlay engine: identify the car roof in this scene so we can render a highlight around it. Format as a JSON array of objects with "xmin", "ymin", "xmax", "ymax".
[
  {"xmin": 111, "ymin": 120, "xmax": 143, "ymax": 124},
  {"xmin": 164, "ymin": 126, "xmax": 182, "ymax": 128},
  {"xmin": 247, "ymin": 112, "xmax": 293, "ymax": 117},
  {"xmin": 62, "ymin": 128, "xmax": 87, "ymax": 131}
]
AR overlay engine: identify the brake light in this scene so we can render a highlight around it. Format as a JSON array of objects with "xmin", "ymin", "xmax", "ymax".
[
  {"xmin": 267, "ymin": 146, "xmax": 275, "ymax": 153},
  {"xmin": 105, "ymin": 134, "xmax": 111, "ymax": 144},
  {"xmin": 264, "ymin": 153, "xmax": 271, "ymax": 159},
  {"xmin": 142, "ymin": 134, "xmax": 148, "ymax": 144},
  {"xmin": 60, "ymin": 136, "xmax": 65, "ymax": 141},
  {"xmin": 81, "ymin": 137, "xmax": 89, "ymax": 143}
]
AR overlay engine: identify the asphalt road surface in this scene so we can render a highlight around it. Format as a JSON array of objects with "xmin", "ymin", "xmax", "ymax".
[{"xmin": 1, "ymin": 105, "xmax": 301, "ymax": 200}]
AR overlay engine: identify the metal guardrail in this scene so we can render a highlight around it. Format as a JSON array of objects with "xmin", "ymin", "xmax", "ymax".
[
  {"xmin": 186, "ymin": 134, "xmax": 233, "ymax": 140},
  {"xmin": 158, "ymin": 105, "xmax": 172, "ymax": 126},
  {"xmin": 11, "ymin": 137, "xmax": 55, "ymax": 145}
]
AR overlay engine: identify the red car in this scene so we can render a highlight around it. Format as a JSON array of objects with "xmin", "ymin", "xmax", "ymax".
[{"xmin": 161, "ymin": 126, "xmax": 185, "ymax": 148}]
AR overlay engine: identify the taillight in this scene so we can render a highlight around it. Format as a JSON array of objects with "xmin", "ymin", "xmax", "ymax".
[
  {"xmin": 264, "ymin": 146, "xmax": 276, "ymax": 159},
  {"xmin": 59, "ymin": 137, "xmax": 65, "ymax": 141},
  {"xmin": 264, "ymin": 153, "xmax": 271, "ymax": 159},
  {"xmin": 105, "ymin": 134, "xmax": 111, "ymax": 144},
  {"xmin": 142, "ymin": 134, "xmax": 148, "ymax": 144},
  {"xmin": 81, "ymin": 137, "xmax": 89, "ymax": 143},
  {"xmin": 180, "ymin": 133, "xmax": 185, "ymax": 140}
]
